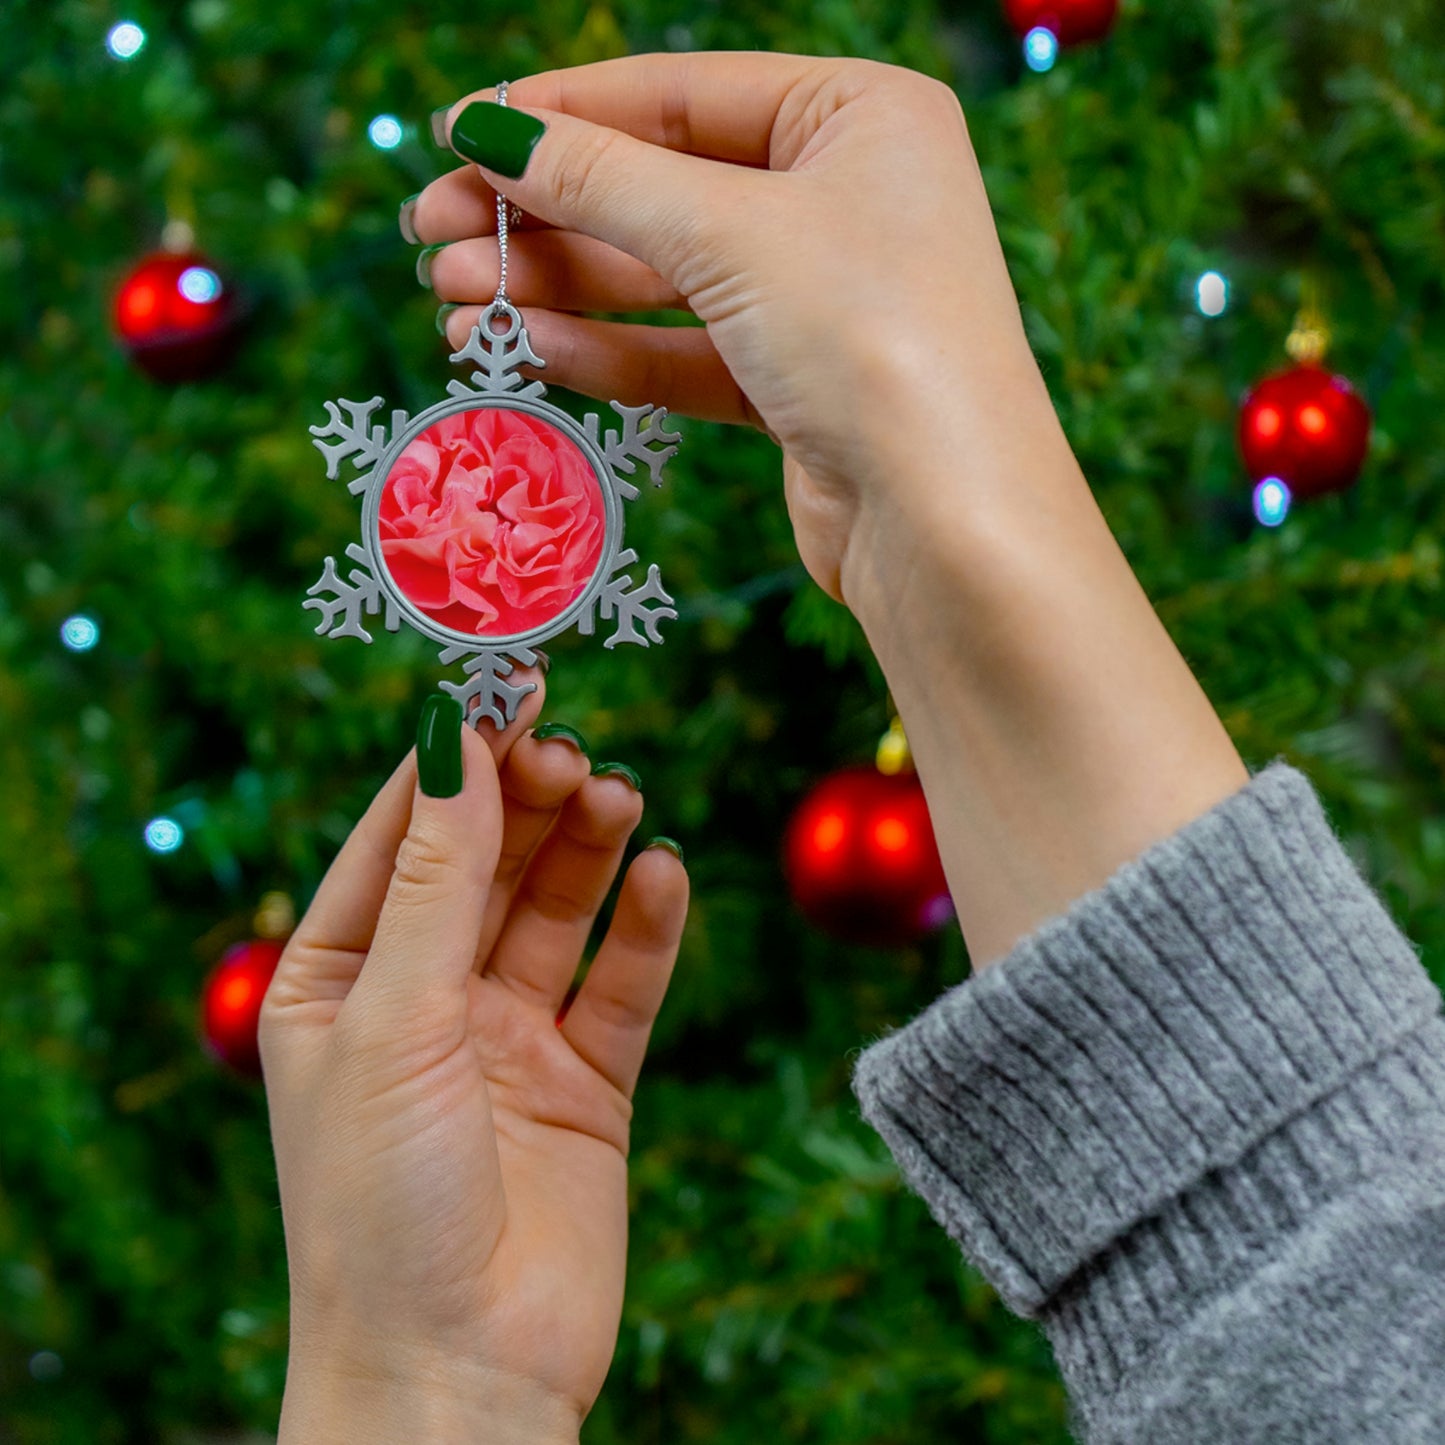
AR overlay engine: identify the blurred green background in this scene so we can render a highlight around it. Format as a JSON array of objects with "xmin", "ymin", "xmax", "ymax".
[{"xmin": 4, "ymin": 0, "xmax": 1445, "ymax": 1440}]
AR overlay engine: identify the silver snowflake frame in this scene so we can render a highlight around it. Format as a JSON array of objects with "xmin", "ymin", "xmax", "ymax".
[{"xmin": 304, "ymin": 303, "xmax": 680, "ymax": 728}]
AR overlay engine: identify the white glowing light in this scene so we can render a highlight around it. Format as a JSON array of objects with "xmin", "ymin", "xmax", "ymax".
[
  {"xmin": 60, "ymin": 615, "xmax": 100, "ymax": 652},
  {"xmin": 1024, "ymin": 26, "xmax": 1059, "ymax": 72},
  {"xmin": 178, "ymin": 266, "xmax": 222, "ymax": 303},
  {"xmin": 144, "ymin": 817, "xmax": 185, "ymax": 853},
  {"xmin": 106, "ymin": 21, "xmax": 146, "ymax": 59},
  {"xmin": 28, "ymin": 1351, "xmax": 63, "ymax": 1383},
  {"xmin": 1253, "ymin": 477, "xmax": 1292, "ymax": 528},
  {"xmin": 1196, "ymin": 270, "xmax": 1229, "ymax": 317},
  {"xmin": 368, "ymin": 114, "xmax": 404, "ymax": 150}
]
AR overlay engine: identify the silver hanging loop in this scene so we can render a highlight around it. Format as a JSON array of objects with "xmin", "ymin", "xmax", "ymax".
[{"xmin": 490, "ymin": 82, "xmax": 525, "ymax": 324}]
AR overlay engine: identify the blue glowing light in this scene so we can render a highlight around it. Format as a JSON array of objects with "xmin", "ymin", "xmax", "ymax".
[
  {"xmin": 144, "ymin": 817, "xmax": 185, "ymax": 853},
  {"xmin": 106, "ymin": 21, "xmax": 146, "ymax": 59},
  {"xmin": 60, "ymin": 615, "xmax": 101, "ymax": 652},
  {"xmin": 1024, "ymin": 26, "xmax": 1059, "ymax": 72},
  {"xmin": 1253, "ymin": 477, "xmax": 1292, "ymax": 528},
  {"xmin": 368, "ymin": 114, "xmax": 404, "ymax": 150},
  {"xmin": 178, "ymin": 266, "xmax": 222, "ymax": 303},
  {"xmin": 1196, "ymin": 270, "xmax": 1229, "ymax": 317}
]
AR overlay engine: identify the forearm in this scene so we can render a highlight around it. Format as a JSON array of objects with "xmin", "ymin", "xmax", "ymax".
[{"xmin": 841, "ymin": 369, "xmax": 1249, "ymax": 970}]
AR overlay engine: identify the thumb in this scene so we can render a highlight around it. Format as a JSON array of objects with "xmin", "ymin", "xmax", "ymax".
[
  {"xmin": 346, "ymin": 695, "xmax": 503, "ymax": 1028},
  {"xmin": 441, "ymin": 94, "xmax": 745, "ymax": 289}
]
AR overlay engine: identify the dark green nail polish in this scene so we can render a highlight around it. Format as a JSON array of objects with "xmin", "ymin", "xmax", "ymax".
[
  {"xmin": 429, "ymin": 105, "xmax": 452, "ymax": 148},
  {"xmin": 417, "ymin": 693, "xmax": 464, "ymax": 797},
  {"xmin": 450, "ymin": 100, "xmax": 546, "ymax": 179},
  {"xmin": 644, "ymin": 836, "xmax": 685, "ymax": 865},
  {"xmin": 591, "ymin": 760, "xmax": 642, "ymax": 791},
  {"xmin": 416, "ymin": 242, "xmax": 447, "ymax": 289},
  {"xmin": 398, "ymin": 193, "xmax": 421, "ymax": 245},
  {"xmin": 434, "ymin": 302, "xmax": 460, "ymax": 337},
  {"xmin": 533, "ymin": 722, "xmax": 589, "ymax": 755}
]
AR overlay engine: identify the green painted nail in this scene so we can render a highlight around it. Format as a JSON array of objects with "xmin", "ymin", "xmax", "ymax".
[
  {"xmin": 644, "ymin": 836, "xmax": 685, "ymax": 865},
  {"xmin": 434, "ymin": 302, "xmax": 460, "ymax": 337},
  {"xmin": 417, "ymin": 693, "xmax": 464, "ymax": 798},
  {"xmin": 591, "ymin": 760, "xmax": 642, "ymax": 791},
  {"xmin": 416, "ymin": 242, "xmax": 448, "ymax": 289},
  {"xmin": 532, "ymin": 722, "xmax": 589, "ymax": 755},
  {"xmin": 398, "ymin": 193, "xmax": 421, "ymax": 245},
  {"xmin": 449, "ymin": 100, "xmax": 546, "ymax": 179},
  {"xmin": 429, "ymin": 105, "xmax": 453, "ymax": 148}
]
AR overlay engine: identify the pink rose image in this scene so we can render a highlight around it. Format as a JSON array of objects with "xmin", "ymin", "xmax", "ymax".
[{"xmin": 378, "ymin": 407, "xmax": 606, "ymax": 638}]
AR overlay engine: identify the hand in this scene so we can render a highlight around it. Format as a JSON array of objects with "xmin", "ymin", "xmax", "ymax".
[
  {"xmin": 410, "ymin": 53, "xmax": 1064, "ymax": 607},
  {"xmin": 259, "ymin": 680, "xmax": 689, "ymax": 1442}
]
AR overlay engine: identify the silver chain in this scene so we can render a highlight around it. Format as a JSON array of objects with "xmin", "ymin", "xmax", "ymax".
[{"xmin": 491, "ymin": 82, "xmax": 522, "ymax": 316}]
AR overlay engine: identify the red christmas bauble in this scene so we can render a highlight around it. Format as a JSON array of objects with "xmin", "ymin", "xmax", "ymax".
[
  {"xmin": 784, "ymin": 766, "xmax": 954, "ymax": 947},
  {"xmin": 1238, "ymin": 363, "xmax": 1372, "ymax": 500},
  {"xmin": 200, "ymin": 939, "xmax": 283, "ymax": 1077},
  {"xmin": 113, "ymin": 251, "xmax": 239, "ymax": 382},
  {"xmin": 1003, "ymin": 0, "xmax": 1118, "ymax": 45}
]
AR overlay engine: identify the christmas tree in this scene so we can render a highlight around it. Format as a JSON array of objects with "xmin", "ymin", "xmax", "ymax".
[{"xmin": 4, "ymin": 1, "xmax": 1444, "ymax": 1440}]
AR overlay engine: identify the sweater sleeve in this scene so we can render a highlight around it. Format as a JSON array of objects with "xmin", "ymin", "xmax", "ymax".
[{"xmin": 849, "ymin": 758, "xmax": 1445, "ymax": 1443}]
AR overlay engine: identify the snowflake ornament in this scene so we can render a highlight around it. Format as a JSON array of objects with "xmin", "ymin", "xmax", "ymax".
[{"xmin": 305, "ymin": 301, "xmax": 681, "ymax": 728}]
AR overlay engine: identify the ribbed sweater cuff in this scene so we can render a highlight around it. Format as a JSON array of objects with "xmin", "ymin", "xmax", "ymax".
[{"xmin": 849, "ymin": 758, "xmax": 1444, "ymax": 1319}]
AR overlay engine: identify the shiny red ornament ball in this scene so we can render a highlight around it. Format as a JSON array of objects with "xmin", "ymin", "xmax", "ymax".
[
  {"xmin": 784, "ymin": 766, "xmax": 954, "ymax": 947},
  {"xmin": 1238, "ymin": 363, "xmax": 1372, "ymax": 501},
  {"xmin": 200, "ymin": 939, "xmax": 284, "ymax": 1077},
  {"xmin": 1003, "ymin": 0, "xmax": 1119, "ymax": 45},
  {"xmin": 113, "ymin": 250, "xmax": 239, "ymax": 382}
]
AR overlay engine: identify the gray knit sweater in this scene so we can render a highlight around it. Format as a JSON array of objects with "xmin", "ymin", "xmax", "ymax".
[{"xmin": 849, "ymin": 758, "xmax": 1445, "ymax": 1442}]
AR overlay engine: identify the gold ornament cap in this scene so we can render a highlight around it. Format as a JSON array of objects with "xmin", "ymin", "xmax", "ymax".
[
  {"xmin": 1285, "ymin": 284, "xmax": 1331, "ymax": 365},
  {"xmin": 253, "ymin": 891, "xmax": 296, "ymax": 940},
  {"xmin": 876, "ymin": 715, "xmax": 913, "ymax": 776}
]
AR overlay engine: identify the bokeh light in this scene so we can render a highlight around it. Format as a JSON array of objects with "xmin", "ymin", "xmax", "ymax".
[
  {"xmin": 28, "ymin": 1352, "xmax": 63, "ymax": 1383},
  {"xmin": 1253, "ymin": 477, "xmax": 1292, "ymax": 528},
  {"xmin": 1024, "ymin": 26, "xmax": 1059, "ymax": 72},
  {"xmin": 144, "ymin": 817, "xmax": 185, "ymax": 853},
  {"xmin": 368, "ymin": 114, "xmax": 404, "ymax": 149},
  {"xmin": 105, "ymin": 21, "xmax": 146, "ymax": 59},
  {"xmin": 1196, "ymin": 270, "xmax": 1229, "ymax": 317},
  {"xmin": 178, "ymin": 266, "xmax": 222, "ymax": 304},
  {"xmin": 60, "ymin": 615, "xmax": 100, "ymax": 652}
]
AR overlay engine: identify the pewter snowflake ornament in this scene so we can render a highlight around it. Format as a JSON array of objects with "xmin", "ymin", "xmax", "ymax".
[{"xmin": 304, "ymin": 301, "xmax": 681, "ymax": 729}]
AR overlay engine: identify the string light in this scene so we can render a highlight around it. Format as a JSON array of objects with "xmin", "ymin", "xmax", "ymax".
[
  {"xmin": 1253, "ymin": 477, "xmax": 1291, "ymax": 528},
  {"xmin": 178, "ymin": 265, "xmax": 223, "ymax": 303},
  {"xmin": 60, "ymin": 615, "xmax": 100, "ymax": 652},
  {"xmin": 1196, "ymin": 270, "xmax": 1229, "ymax": 317},
  {"xmin": 367, "ymin": 114, "xmax": 404, "ymax": 150},
  {"xmin": 28, "ymin": 1351, "xmax": 63, "ymax": 1383},
  {"xmin": 105, "ymin": 21, "xmax": 146, "ymax": 59},
  {"xmin": 1024, "ymin": 27, "xmax": 1060, "ymax": 72},
  {"xmin": 144, "ymin": 817, "xmax": 185, "ymax": 853}
]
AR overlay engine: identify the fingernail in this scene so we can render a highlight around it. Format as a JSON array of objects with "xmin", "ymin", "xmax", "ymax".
[
  {"xmin": 417, "ymin": 693, "xmax": 464, "ymax": 797},
  {"xmin": 644, "ymin": 836, "xmax": 685, "ymax": 864},
  {"xmin": 416, "ymin": 242, "xmax": 448, "ymax": 289},
  {"xmin": 429, "ymin": 105, "xmax": 453, "ymax": 148},
  {"xmin": 435, "ymin": 302, "xmax": 460, "ymax": 337},
  {"xmin": 532, "ymin": 648, "xmax": 551, "ymax": 676},
  {"xmin": 591, "ymin": 760, "xmax": 642, "ymax": 791},
  {"xmin": 450, "ymin": 100, "xmax": 547, "ymax": 179},
  {"xmin": 532, "ymin": 722, "xmax": 589, "ymax": 755},
  {"xmin": 398, "ymin": 193, "xmax": 421, "ymax": 245}
]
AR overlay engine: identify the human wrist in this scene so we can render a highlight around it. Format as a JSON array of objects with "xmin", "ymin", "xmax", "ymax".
[
  {"xmin": 837, "ymin": 350, "xmax": 1081, "ymax": 634},
  {"xmin": 279, "ymin": 1340, "xmax": 582, "ymax": 1445}
]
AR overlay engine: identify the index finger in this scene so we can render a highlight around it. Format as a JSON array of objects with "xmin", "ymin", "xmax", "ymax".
[{"xmin": 460, "ymin": 51, "xmax": 849, "ymax": 168}]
